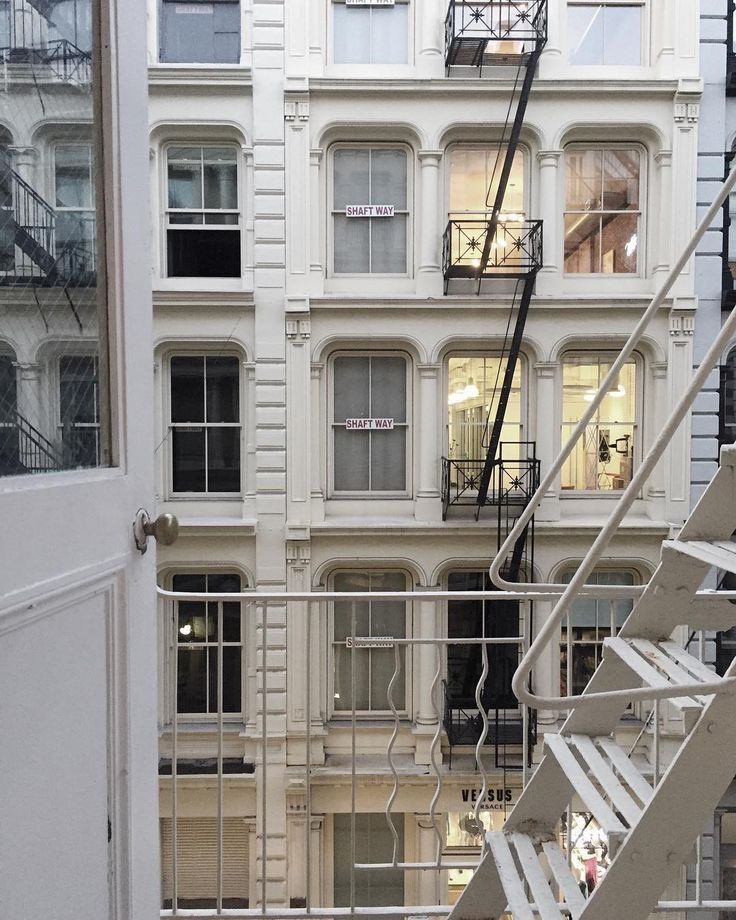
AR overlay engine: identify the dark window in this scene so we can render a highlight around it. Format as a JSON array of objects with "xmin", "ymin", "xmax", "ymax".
[
  {"xmin": 333, "ymin": 814, "xmax": 404, "ymax": 907},
  {"xmin": 173, "ymin": 572, "xmax": 243, "ymax": 716},
  {"xmin": 720, "ymin": 350, "xmax": 736, "ymax": 447},
  {"xmin": 166, "ymin": 146, "xmax": 241, "ymax": 278},
  {"xmin": 447, "ymin": 571, "xmax": 519, "ymax": 709},
  {"xmin": 170, "ymin": 355, "xmax": 241, "ymax": 493},
  {"xmin": 59, "ymin": 355, "xmax": 100, "ymax": 467},
  {"xmin": 0, "ymin": 354, "xmax": 18, "ymax": 474},
  {"xmin": 160, "ymin": 0, "xmax": 240, "ymax": 64}
]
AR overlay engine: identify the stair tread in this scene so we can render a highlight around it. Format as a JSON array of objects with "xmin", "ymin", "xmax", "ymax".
[
  {"xmin": 661, "ymin": 640, "xmax": 718, "ymax": 683},
  {"xmin": 545, "ymin": 733, "xmax": 627, "ymax": 837},
  {"xmin": 595, "ymin": 736, "xmax": 653, "ymax": 805},
  {"xmin": 627, "ymin": 639, "xmax": 713, "ymax": 703},
  {"xmin": 604, "ymin": 637, "xmax": 704, "ymax": 711},
  {"xmin": 486, "ymin": 832, "xmax": 536, "ymax": 920},
  {"xmin": 542, "ymin": 840, "xmax": 586, "ymax": 919},
  {"xmin": 569, "ymin": 734, "xmax": 642, "ymax": 826},
  {"xmin": 511, "ymin": 833, "xmax": 563, "ymax": 919},
  {"xmin": 676, "ymin": 539, "xmax": 736, "ymax": 573}
]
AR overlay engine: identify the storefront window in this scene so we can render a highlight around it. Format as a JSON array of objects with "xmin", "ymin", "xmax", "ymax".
[
  {"xmin": 561, "ymin": 354, "xmax": 636, "ymax": 491},
  {"xmin": 334, "ymin": 814, "xmax": 404, "ymax": 907}
]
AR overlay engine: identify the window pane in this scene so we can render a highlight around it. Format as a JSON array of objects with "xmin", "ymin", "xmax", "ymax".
[
  {"xmin": 334, "ymin": 356, "xmax": 370, "ymax": 421},
  {"xmin": 371, "ymin": 5, "xmax": 408, "ymax": 64},
  {"xmin": 566, "ymin": 149, "xmax": 603, "ymax": 210},
  {"xmin": 564, "ymin": 212, "xmax": 601, "ymax": 273},
  {"xmin": 334, "ymin": 428, "xmax": 370, "ymax": 490},
  {"xmin": 602, "ymin": 6, "xmax": 641, "ymax": 65},
  {"xmin": 334, "ymin": 216, "xmax": 370, "ymax": 273},
  {"xmin": 333, "ymin": 5, "xmax": 371, "ymax": 63},
  {"xmin": 370, "ymin": 149, "xmax": 407, "ymax": 208},
  {"xmin": 371, "ymin": 646, "xmax": 405, "ymax": 710},
  {"xmin": 449, "ymin": 147, "xmax": 525, "ymax": 217},
  {"xmin": 208, "ymin": 646, "xmax": 242, "ymax": 712},
  {"xmin": 602, "ymin": 149, "xmax": 640, "ymax": 210},
  {"xmin": 212, "ymin": 1, "xmax": 241, "ymax": 63},
  {"xmin": 600, "ymin": 212, "xmax": 638, "ymax": 273},
  {"xmin": 171, "ymin": 357, "xmax": 205, "ymax": 422},
  {"xmin": 60, "ymin": 356, "xmax": 97, "ymax": 424},
  {"xmin": 334, "ymin": 600, "xmax": 370, "ymax": 641},
  {"xmin": 370, "ymin": 357, "xmax": 406, "ymax": 421},
  {"xmin": 172, "ymin": 428, "xmax": 206, "ymax": 491},
  {"xmin": 334, "ymin": 815, "xmax": 404, "ymax": 908},
  {"xmin": 206, "ymin": 356, "xmax": 239, "ymax": 423},
  {"xmin": 370, "ymin": 427, "xmax": 406, "ymax": 490},
  {"xmin": 178, "ymin": 647, "xmax": 208, "ymax": 712},
  {"xmin": 333, "ymin": 644, "xmax": 370, "ymax": 710},
  {"xmin": 167, "ymin": 228, "xmax": 241, "ymax": 277},
  {"xmin": 568, "ymin": 5, "xmax": 604, "ymax": 64},
  {"xmin": 370, "ymin": 213, "xmax": 407, "ymax": 273},
  {"xmin": 203, "ymin": 161, "xmax": 238, "ymax": 210},
  {"xmin": 161, "ymin": 2, "xmax": 240, "ymax": 64},
  {"xmin": 207, "ymin": 427, "xmax": 240, "ymax": 492},
  {"xmin": 55, "ymin": 146, "xmax": 92, "ymax": 208},
  {"xmin": 334, "ymin": 149, "xmax": 370, "ymax": 209},
  {"xmin": 168, "ymin": 159, "xmax": 203, "ymax": 210}
]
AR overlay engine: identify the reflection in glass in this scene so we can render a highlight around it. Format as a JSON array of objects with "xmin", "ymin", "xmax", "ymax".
[
  {"xmin": 568, "ymin": 4, "xmax": 642, "ymax": 66},
  {"xmin": 0, "ymin": 0, "xmax": 106, "ymax": 478}
]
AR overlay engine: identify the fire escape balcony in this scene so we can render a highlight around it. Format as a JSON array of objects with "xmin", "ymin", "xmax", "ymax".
[
  {"xmin": 442, "ymin": 217, "xmax": 542, "ymax": 290},
  {"xmin": 441, "ymin": 441, "xmax": 539, "ymax": 520},
  {"xmin": 445, "ymin": 0, "xmax": 547, "ymax": 70}
]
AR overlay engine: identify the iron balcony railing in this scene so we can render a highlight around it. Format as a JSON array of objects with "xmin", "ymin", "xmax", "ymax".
[
  {"xmin": 441, "ymin": 441, "xmax": 539, "ymax": 518},
  {"xmin": 445, "ymin": 0, "xmax": 547, "ymax": 68},
  {"xmin": 0, "ymin": 411, "xmax": 64, "ymax": 475},
  {"xmin": 442, "ymin": 218, "xmax": 542, "ymax": 287}
]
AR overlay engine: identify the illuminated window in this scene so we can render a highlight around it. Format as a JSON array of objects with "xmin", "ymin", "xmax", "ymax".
[
  {"xmin": 331, "ymin": 571, "xmax": 409, "ymax": 714},
  {"xmin": 568, "ymin": 2, "xmax": 643, "ymax": 66},
  {"xmin": 332, "ymin": 0, "xmax": 409, "ymax": 64},
  {"xmin": 448, "ymin": 146, "xmax": 525, "ymax": 220},
  {"xmin": 564, "ymin": 147, "xmax": 641, "ymax": 274},
  {"xmin": 561, "ymin": 354, "xmax": 636, "ymax": 491},
  {"xmin": 559, "ymin": 569, "xmax": 635, "ymax": 699},
  {"xmin": 447, "ymin": 354, "xmax": 523, "ymax": 462}
]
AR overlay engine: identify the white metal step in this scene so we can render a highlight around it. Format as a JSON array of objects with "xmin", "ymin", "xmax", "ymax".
[
  {"xmin": 603, "ymin": 637, "xmax": 715, "ymax": 726},
  {"xmin": 486, "ymin": 831, "xmax": 584, "ymax": 920},
  {"xmin": 674, "ymin": 539, "xmax": 736, "ymax": 574},
  {"xmin": 544, "ymin": 734, "xmax": 643, "ymax": 852}
]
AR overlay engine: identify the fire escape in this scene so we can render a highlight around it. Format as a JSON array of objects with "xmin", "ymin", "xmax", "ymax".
[
  {"xmin": 441, "ymin": 1, "xmax": 546, "ymax": 768},
  {"xmin": 0, "ymin": 0, "xmax": 91, "ymax": 85}
]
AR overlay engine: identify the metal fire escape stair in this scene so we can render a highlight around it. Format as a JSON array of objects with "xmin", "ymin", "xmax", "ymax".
[
  {"xmin": 449, "ymin": 448, "xmax": 736, "ymax": 920},
  {"xmin": 0, "ymin": 161, "xmax": 59, "ymax": 279}
]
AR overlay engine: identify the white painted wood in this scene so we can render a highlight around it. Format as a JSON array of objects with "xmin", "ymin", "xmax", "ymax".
[
  {"xmin": 542, "ymin": 840, "xmax": 586, "ymax": 920},
  {"xmin": 544, "ymin": 734, "xmax": 627, "ymax": 842},
  {"xmin": 486, "ymin": 832, "xmax": 535, "ymax": 920},
  {"xmin": 570, "ymin": 735, "xmax": 641, "ymax": 827},
  {"xmin": 511, "ymin": 833, "xmax": 563, "ymax": 920},
  {"xmin": 595, "ymin": 737, "xmax": 653, "ymax": 806}
]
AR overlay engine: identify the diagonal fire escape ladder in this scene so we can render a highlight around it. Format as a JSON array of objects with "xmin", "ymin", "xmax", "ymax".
[
  {"xmin": 449, "ymin": 167, "xmax": 736, "ymax": 920},
  {"xmin": 451, "ymin": 456, "xmax": 736, "ymax": 920},
  {"xmin": 0, "ymin": 160, "xmax": 59, "ymax": 278}
]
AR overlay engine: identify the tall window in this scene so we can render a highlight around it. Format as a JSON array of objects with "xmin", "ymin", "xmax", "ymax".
[
  {"xmin": 169, "ymin": 355, "xmax": 241, "ymax": 494},
  {"xmin": 448, "ymin": 146, "xmax": 525, "ymax": 221},
  {"xmin": 560, "ymin": 569, "xmax": 635, "ymax": 696},
  {"xmin": 173, "ymin": 572, "xmax": 243, "ymax": 715},
  {"xmin": 446, "ymin": 571, "xmax": 519, "ymax": 710},
  {"xmin": 160, "ymin": 0, "xmax": 240, "ymax": 64},
  {"xmin": 59, "ymin": 355, "xmax": 100, "ymax": 467},
  {"xmin": 720, "ymin": 349, "xmax": 736, "ymax": 447},
  {"xmin": 564, "ymin": 147, "xmax": 641, "ymax": 274},
  {"xmin": 332, "ymin": 0, "xmax": 409, "ymax": 64},
  {"xmin": 332, "ymin": 147, "xmax": 408, "ymax": 274},
  {"xmin": 561, "ymin": 354, "xmax": 636, "ymax": 491},
  {"xmin": 332, "ymin": 571, "xmax": 408, "ymax": 714},
  {"xmin": 568, "ymin": 2, "xmax": 643, "ymax": 66},
  {"xmin": 54, "ymin": 144, "xmax": 96, "ymax": 269},
  {"xmin": 333, "ymin": 814, "xmax": 404, "ymax": 907},
  {"xmin": 166, "ymin": 146, "xmax": 241, "ymax": 278},
  {"xmin": 331, "ymin": 354, "xmax": 408, "ymax": 494},
  {"xmin": 447, "ymin": 355, "xmax": 523, "ymax": 461}
]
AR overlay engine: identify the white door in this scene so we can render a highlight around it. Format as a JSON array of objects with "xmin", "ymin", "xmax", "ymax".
[{"xmin": 0, "ymin": 2, "xmax": 158, "ymax": 918}]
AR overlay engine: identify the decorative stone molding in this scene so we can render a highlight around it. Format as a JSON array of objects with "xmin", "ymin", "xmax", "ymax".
[
  {"xmin": 674, "ymin": 102, "xmax": 699, "ymax": 124},
  {"xmin": 286, "ymin": 540, "xmax": 311, "ymax": 566},
  {"xmin": 536, "ymin": 149, "xmax": 563, "ymax": 166},
  {"xmin": 670, "ymin": 314, "xmax": 695, "ymax": 337},
  {"xmin": 285, "ymin": 98, "xmax": 309, "ymax": 122},
  {"xmin": 286, "ymin": 317, "xmax": 310, "ymax": 341}
]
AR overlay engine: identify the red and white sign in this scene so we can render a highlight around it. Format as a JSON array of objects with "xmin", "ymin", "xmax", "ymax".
[
  {"xmin": 345, "ymin": 205, "xmax": 395, "ymax": 217},
  {"xmin": 345, "ymin": 418, "xmax": 395, "ymax": 430}
]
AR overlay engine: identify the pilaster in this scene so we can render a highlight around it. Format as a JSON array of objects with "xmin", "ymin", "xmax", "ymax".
[
  {"xmin": 286, "ymin": 315, "xmax": 311, "ymax": 532},
  {"xmin": 533, "ymin": 361, "xmax": 560, "ymax": 521},
  {"xmin": 666, "ymin": 310, "xmax": 696, "ymax": 524},
  {"xmin": 415, "ymin": 363, "xmax": 442, "ymax": 522},
  {"xmin": 417, "ymin": 151, "xmax": 444, "ymax": 297},
  {"xmin": 413, "ymin": 585, "xmax": 442, "ymax": 765}
]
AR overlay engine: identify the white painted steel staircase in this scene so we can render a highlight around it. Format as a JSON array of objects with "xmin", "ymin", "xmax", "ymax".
[{"xmin": 450, "ymin": 451, "xmax": 736, "ymax": 920}]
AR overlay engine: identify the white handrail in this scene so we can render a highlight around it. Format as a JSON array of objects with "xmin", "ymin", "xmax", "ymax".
[{"xmin": 491, "ymin": 164, "xmax": 736, "ymax": 710}]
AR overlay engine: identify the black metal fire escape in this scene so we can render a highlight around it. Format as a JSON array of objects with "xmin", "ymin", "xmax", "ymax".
[
  {"xmin": 443, "ymin": 1, "xmax": 546, "ymax": 582},
  {"xmin": 0, "ymin": 0, "xmax": 91, "ymax": 84}
]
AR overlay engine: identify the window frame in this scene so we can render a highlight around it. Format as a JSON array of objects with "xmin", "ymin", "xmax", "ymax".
[
  {"xmin": 165, "ymin": 569, "xmax": 248, "ymax": 724},
  {"xmin": 53, "ymin": 142, "xmax": 96, "ymax": 264},
  {"xmin": 444, "ymin": 350, "xmax": 528, "ymax": 461},
  {"xmin": 563, "ymin": 143, "xmax": 645, "ymax": 278},
  {"xmin": 163, "ymin": 142, "xmax": 242, "ymax": 280},
  {"xmin": 328, "ymin": 143, "xmax": 413, "ymax": 279},
  {"xmin": 329, "ymin": 0, "xmax": 411, "ymax": 66},
  {"xmin": 56, "ymin": 352, "xmax": 101, "ymax": 468},
  {"xmin": 566, "ymin": 0, "xmax": 647, "ymax": 68},
  {"xmin": 328, "ymin": 569, "xmax": 413, "ymax": 720},
  {"xmin": 165, "ymin": 350, "xmax": 244, "ymax": 499},
  {"xmin": 158, "ymin": 0, "xmax": 242, "ymax": 65},
  {"xmin": 328, "ymin": 350, "xmax": 412, "ymax": 499},
  {"xmin": 558, "ymin": 566, "xmax": 639, "ymax": 699},
  {"xmin": 559, "ymin": 349, "xmax": 641, "ymax": 495}
]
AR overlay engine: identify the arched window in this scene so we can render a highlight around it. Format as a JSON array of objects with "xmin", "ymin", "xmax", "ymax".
[{"xmin": 721, "ymin": 348, "xmax": 736, "ymax": 447}]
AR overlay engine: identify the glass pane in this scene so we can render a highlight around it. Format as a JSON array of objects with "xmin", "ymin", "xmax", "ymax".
[
  {"xmin": 370, "ymin": 213, "xmax": 407, "ymax": 273},
  {"xmin": 602, "ymin": 149, "xmax": 640, "ymax": 210},
  {"xmin": 370, "ymin": 356, "xmax": 406, "ymax": 420},
  {"xmin": 334, "ymin": 814, "xmax": 404, "ymax": 907},
  {"xmin": 370, "ymin": 149, "xmax": 407, "ymax": 208},
  {"xmin": 178, "ymin": 648, "xmax": 208, "ymax": 712},
  {"xmin": 371, "ymin": 5, "xmax": 408, "ymax": 64},
  {"xmin": 207, "ymin": 427, "xmax": 240, "ymax": 492},
  {"xmin": 334, "ymin": 599, "xmax": 370, "ymax": 640},
  {"xmin": 370, "ymin": 427, "xmax": 406, "ymax": 491},
  {"xmin": 203, "ymin": 161, "xmax": 238, "ymax": 210},
  {"xmin": 333, "ymin": 215, "xmax": 370, "ymax": 273},
  {"xmin": 568, "ymin": 5, "xmax": 604, "ymax": 64},
  {"xmin": 161, "ymin": 3, "xmax": 218, "ymax": 63},
  {"xmin": 334, "ymin": 149, "xmax": 369, "ymax": 209},
  {"xmin": 564, "ymin": 212, "xmax": 601, "ymax": 273},
  {"xmin": 167, "ymin": 227, "xmax": 241, "ymax": 278},
  {"xmin": 168, "ymin": 157, "xmax": 203, "ymax": 209},
  {"xmin": 333, "ymin": 5, "xmax": 371, "ymax": 63},
  {"xmin": 171, "ymin": 356, "xmax": 205, "ymax": 422},
  {"xmin": 172, "ymin": 428, "xmax": 206, "ymax": 492},
  {"xmin": 221, "ymin": 646, "xmax": 242, "ymax": 711},
  {"xmin": 371, "ymin": 599, "xmax": 406, "ymax": 637},
  {"xmin": 371, "ymin": 646, "xmax": 405, "ymax": 710},
  {"xmin": 334, "ymin": 356, "xmax": 369, "ymax": 421},
  {"xmin": 449, "ymin": 147, "xmax": 525, "ymax": 217},
  {"xmin": 600, "ymin": 212, "xmax": 638, "ymax": 273},
  {"xmin": 334, "ymin": 427, "xmax": 370, "ymax": 491},
  {"xmin": 566, "ymin": 149, "xmax": 603, "ymax": 210},
  {"xmin": 602, "ymin": 6, "xmax": 641, "ymax": 65},
  {"xmin": 0, "ymin": 0, "xmax": 107, "ymax": 478},
  {"xmin": 333, "ymin": 644, "xmax": 370, "ymax": 710},
  {"xmin": 206, "ymin": 356, "xmax": 239, "ymax": 423}
]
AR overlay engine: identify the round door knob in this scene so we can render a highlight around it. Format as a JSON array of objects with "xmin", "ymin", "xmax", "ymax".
[{"xmin": 133, "ymin": 509, "xmax": 180, "ymax": 554}]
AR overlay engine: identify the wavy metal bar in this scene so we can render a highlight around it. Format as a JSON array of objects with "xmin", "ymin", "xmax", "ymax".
[
  {"xmin": 472, "ymin": 639, "xmax": 490, "ymax": 833},
  {"xmin": 385, "ymin": 641, "xmax": 402, "ymax": 868},
  {"xmin": 428, "ymin": 643, "xmax": 444, "ymax": 866}
]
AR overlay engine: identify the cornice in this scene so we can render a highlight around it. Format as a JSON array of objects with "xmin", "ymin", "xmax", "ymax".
[{"xmin": 148, "ymin": 64, "xmax": 253, "ymax": 89}]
